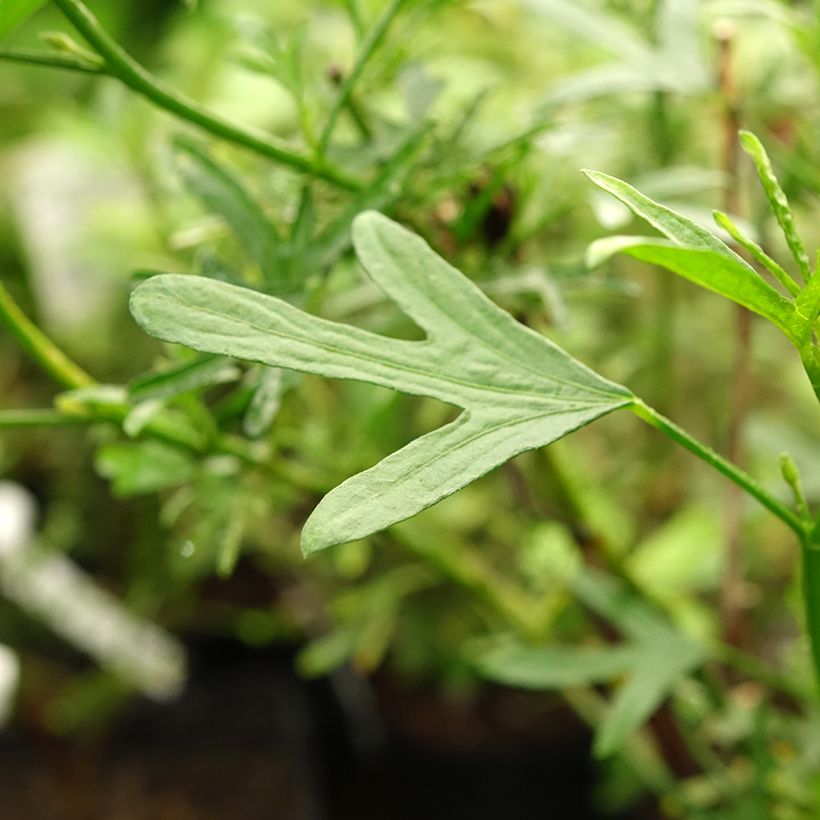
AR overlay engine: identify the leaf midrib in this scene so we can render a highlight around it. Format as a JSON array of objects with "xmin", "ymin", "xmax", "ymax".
[
  {"xmin": 366, "ymin": 229, "xmax": 626, "ymax": 401},
  {"xmin": 165, "ymin": 290, "xmax": 625, "ymax": 408}
]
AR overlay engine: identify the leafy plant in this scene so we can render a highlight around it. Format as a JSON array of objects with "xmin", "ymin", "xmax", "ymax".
[{"xmin": 1, "ymin": 0, "xmax": 819, "ymax": 816}]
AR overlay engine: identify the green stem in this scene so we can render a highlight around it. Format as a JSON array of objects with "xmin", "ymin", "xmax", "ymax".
[
  {"xmin": 0, "ymin": 409, "xmax": 90, "ymax": 428},
  {"xmin": 0, "ymin": 282, "xmax": 93, "ymax": 389},
  {"xmin": 0, "ymin": 48, "xmax": 105, "ymax": 74},
  {"xmin": 51, "ymin": 0, "xmax": 362, "ymax": 192},
  {"xmin": 715, "ymin": 642, "xmax": 810, "ymax": 701},
  {"xmin": 317, "ymin": 0, "xmax": 406, "ymax": 156},
  {"xmin": 801, "ymin": 536, "xmax": 820, "ymax": 691},
  {"xmin": 343, "ymin": 0, "xmax": 365, "ymax": 38},
  {"xmin": 631, "ymin": 398, "xmax": 805, "ymax": 536}
]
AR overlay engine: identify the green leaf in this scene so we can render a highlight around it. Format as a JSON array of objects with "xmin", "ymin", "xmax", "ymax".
[
  {"xmin": 477, "ymin": 570, "xmax": 704, "ymax": 757},
  {"xmin": 794, "ymin": 274, "xmax": 820, "ymax": 352},
  {"xmin": 588, "ymin": 237, "xmax": 799, "ymax": 344},
  {"xmin": 584, "ymin": 172, "xmax": 800, "ymax": 344},
  {"xmin": 476, "ymin": 643, "xmax": 637, "ymax": 689},
  {"xmin": 129, "ymin": 354, "xmax": 240, "ymax": 402},
  {"xmin": 584, "ymin": 170, "xmax": 737, "ymax": 255},
  {"xmin": 712, "ymin": 210, "xmax": 799, "ymax": 297},
  {"xmin": 95, "ymin": 441, "xmax": 197, "ymax": 497},
  {"xmin": 739, "ymin": 131, "xmax": 812, "ymax": 283},
  {"xmin": 242, "ymin": 366, "xmax": 283, "ymax": 438},
  {"xmin": 0, "ymin": 0, "xmax": 46, "ymax": 40},
  {"xmin": 523, "ymin": 0, "xmax": 652, "ymax": 66},
  {"xmin": 174, "ymin": 138, "xmax": 285, "ymax": 289},
  {"xmin": 131, "ymin": 211, "xmax": 634, "ymax": 554}
]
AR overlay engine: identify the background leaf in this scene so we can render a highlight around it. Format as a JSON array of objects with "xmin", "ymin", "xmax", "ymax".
[{"xmin": 0, "ymin": 0, "xmax": 46, "ymax": 41}]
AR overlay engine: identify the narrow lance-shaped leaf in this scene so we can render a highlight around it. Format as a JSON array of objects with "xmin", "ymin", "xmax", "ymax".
[
  {"xmin": 584, "ymin": 171, "xmax": 800, "ymax": 345},
  {"xmin": 131, "ymin": 211, "xmax": 634, "ymax": 554},
  {"xmin": 712, "ymin": 209, "xmax": 800, "ymax": 297},
  {"xmin": 739, "ymin": 130, "xmax": 812, "ymax": 283},
  {"xmin": 174, "ymin": 138, "xmax": 285, "ymax": 289}
]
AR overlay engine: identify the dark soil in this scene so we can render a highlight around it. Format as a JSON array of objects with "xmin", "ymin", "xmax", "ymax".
[{"xmin": 0, "ymin": 640, "xmax": 655, "ymax": 820}]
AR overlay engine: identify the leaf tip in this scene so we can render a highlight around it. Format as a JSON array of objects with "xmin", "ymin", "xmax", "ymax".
[
  {"xmin": 299, "ymin": 513, "xmax": 340, "ymax": 558},
  {"xmin": 737, "ymin": 129, "xmax": 759, "ymax": 154}
]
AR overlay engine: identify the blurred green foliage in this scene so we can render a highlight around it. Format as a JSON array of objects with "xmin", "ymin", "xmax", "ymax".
[{"xmin": 1, "ymin": 0, "xmax": 819, "ymax": 817}]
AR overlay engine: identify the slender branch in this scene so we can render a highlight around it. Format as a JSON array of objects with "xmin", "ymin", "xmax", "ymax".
[
  {"xmin": 51, "ymin": 0, "xmax": 362, "ymax": 192},
  {"xmin": 0, "ymin": 409, "xmax": 90, "ymax": 428},
  {"xmin": 0, "ymin": 48, "xmax": 105, "ymax": 74},
  {"xmin": 715, "ymin": 642, "xmax": 810, "ymax": 701},
  {"xmin": 631, "ymin": 399, "xmax": 806, "ymax": 537},
  {"xmin": 0, "ymin": 282, "xmax": 93, "ymax": 389},
  {"xmin": 317, "ymin": 0, "xmax": 406, "ymax": 155},
  {"xmin": 343, "ymin": 0, "xmax": 365, "ymax": 39},
  {"xmin": 801, "ymin": 538, "xmax": 820, "ymax": 692}
]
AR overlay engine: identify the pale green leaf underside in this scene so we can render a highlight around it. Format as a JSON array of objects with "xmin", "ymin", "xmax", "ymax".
[{"xmin": 131, "ymin": 212, "xmax": 633, "ymax": 554}]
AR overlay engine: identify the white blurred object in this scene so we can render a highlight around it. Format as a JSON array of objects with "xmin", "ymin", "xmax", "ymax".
[
  {"xmin": 0, "ymin": 482, "xmax": 37, "ymax": 557},
  {"xmin": 0, "ymin": 646, "xmax": 20, "ymax": 727},
  {"xmin": 0, "ymin": 482, "xmax": 186, "ymax": 700},
  {"xmin": 10, "ymin": 140, "xmax": 139, "ymax": 334}
]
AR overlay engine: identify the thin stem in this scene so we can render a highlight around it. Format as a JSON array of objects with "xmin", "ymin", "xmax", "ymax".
[
  {"xmin": 0, "ymin": 282, "xmax": 93, "ymax": 389},
  {"xmin": 0, "ymin": 409, "xmax": 90, "ymax": 428},
  {"xmin": 343, "ymin": 0, "xmax": 365, "ymax": 39},
  {"xmin": 317, "ymin": 0, "xmax": 406, "ymax": 156},
  {"xmin": 51, "ymin": 0, "xmax": 362, "ymax": 192},
  {"xmin": 800, "ymin": 537, "xmax": 820, "ymax": 691},
  {"xmin": 715, "ymin": 642, "xmax": 810, "ymax": 701},
  {"xmin": 631, "ymin": 399, "xmax": 805, "ymax": 537},
  {"xmin": 0, "ymin": 48, "xmax": 105, "ymax": 74}
]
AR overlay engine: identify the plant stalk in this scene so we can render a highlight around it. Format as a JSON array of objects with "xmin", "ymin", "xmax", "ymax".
[
  {"xmin": 631, "ymin": 399, "xmax": 804, "ymax": 537},
  {"xmin": 317, "ymin": 0, "xmax": 406, "ymax": 155},
  {"xmin": 0, "ymin": 409, "xmax": 90, "ymax": 428},
  {"xmin": 801, "ymin": 537, "xmax": 820, "ymax": 690},
  {"xmin": 51, "ymin": 0, "xmax": 362, "ymax": 192},
  {"xmin": 0, "ymin": 282, "xmax": 93, "ymax": 390},
  {"xmin": 0, "ymin": 48, "xmax": 105, "ymax": 74}
]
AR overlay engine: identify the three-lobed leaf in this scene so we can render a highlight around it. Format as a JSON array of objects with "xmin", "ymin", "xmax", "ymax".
[{"xmin": 130, "ymin": 211, "xmax": 634, "ymax": 554}]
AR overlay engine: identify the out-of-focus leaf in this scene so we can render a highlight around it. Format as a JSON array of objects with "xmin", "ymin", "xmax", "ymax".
[
  {"xmin": 477, "ymin": 642, "xmax": 637, "ymax": 689},
  {"xmin": 627, "ymin": 506, "xmax": 722, "ymax": 596},
  {"xmin": 478, "ymin": 570, "xmax": 704, "ymax": 757},
  {"xmin": 131, "ymin": 212, "xmax": 634, "ymax": 554},
  {"xmin": 317, "ymin": 123, "xmax": 433, "ymax": 268},
  {"xmin": 0, "ymin": 0, "xmax": 45, "ymax": 40},
  {"xmin": 129, "ymin": 354, "xmax": 240, "ymax": 402},
  {"xmin": 96, "ymin": 441, "xmax": 197, "ymax": 497},
  {"xmin": 656, "ymin": 0, "xmax": 709, "ymax": 87},
  {"xmin": 523, "ymin": 0, "xmax": 652, "ymax": 65},
  {"xmin": 174, "ymin": 138, "xmax": 285, "ymax": 289},
  {"xmin": 243, "ymin": 367, "xmax": 283, "ymax": 438}
]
